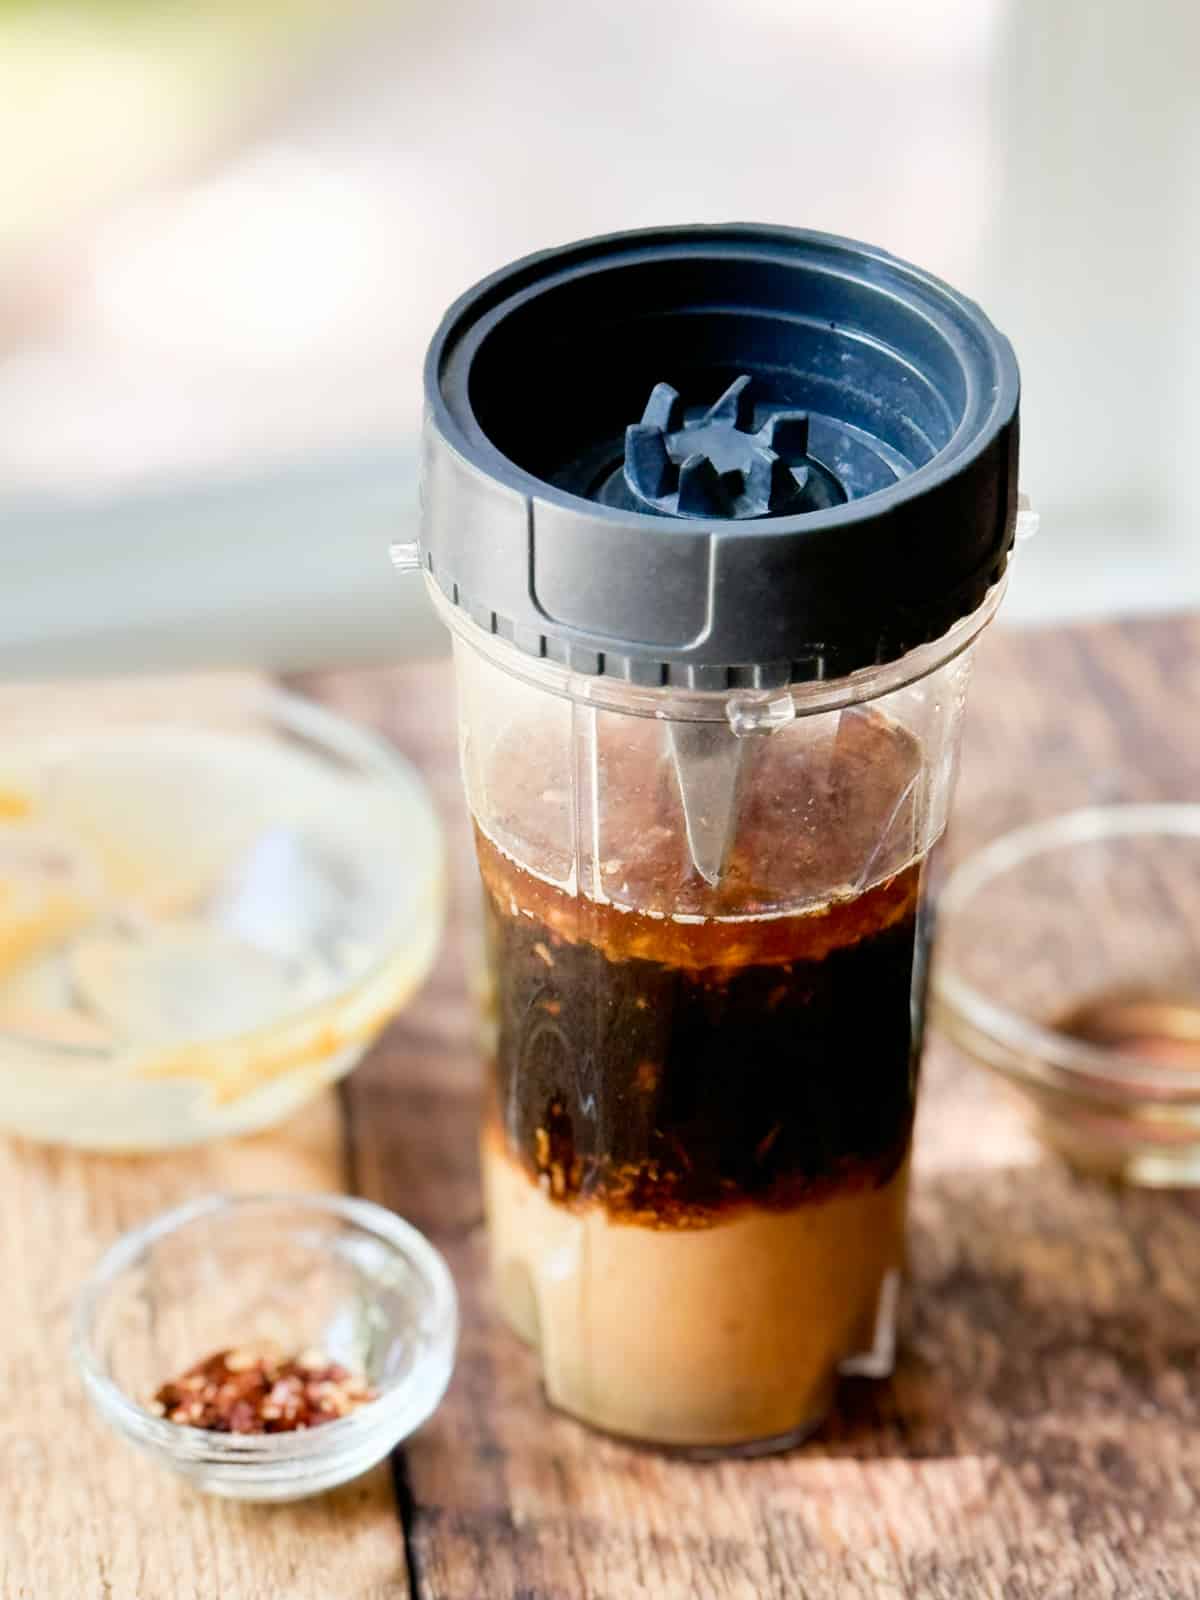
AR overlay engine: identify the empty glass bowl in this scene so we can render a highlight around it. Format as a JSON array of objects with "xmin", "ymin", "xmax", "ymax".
[
  {"xmin": 73, "ymin": 1193, "xmax": 457, "ymax": 1501},
  {"xmin": 932, "ymin": 804, "xmax": 1200, "ymax": 1185}
]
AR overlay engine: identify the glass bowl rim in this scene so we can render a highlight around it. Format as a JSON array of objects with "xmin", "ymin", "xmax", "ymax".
[
  {"xmin": 0, "ymin": 683, "xmax": 444, "ymax": 1070},
  {"xmin": 72, "ymin": 1190, "xmax": 458, "ymax": 1462},
  {"xmin": 931, "ymin": 802, "xmax": 1200, "ymax": 1103}
]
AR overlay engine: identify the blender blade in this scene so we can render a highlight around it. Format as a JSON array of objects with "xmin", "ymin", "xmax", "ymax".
[{"xmin": 667, "ymin": 722, "xmax": 748, "ymax": 888}]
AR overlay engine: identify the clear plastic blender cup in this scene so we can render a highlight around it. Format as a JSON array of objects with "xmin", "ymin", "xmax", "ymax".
[{"xmin": 415, "ymin": 226, "xmax": 1020, "ymax": 1451}]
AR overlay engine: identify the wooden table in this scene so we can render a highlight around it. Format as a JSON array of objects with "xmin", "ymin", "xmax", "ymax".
[{"xmin": 5, "ymin": 616, "xmax": 1200, "ymax": 1600}]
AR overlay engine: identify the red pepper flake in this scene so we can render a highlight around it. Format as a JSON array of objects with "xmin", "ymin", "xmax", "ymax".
[
  {"xmin": 634, "ymin": 1060, "xmax": 659, "ymax": 1094},
  {"xmin": 152, "ymin": 1346, "xmax": 375, "ymax": 1434}
]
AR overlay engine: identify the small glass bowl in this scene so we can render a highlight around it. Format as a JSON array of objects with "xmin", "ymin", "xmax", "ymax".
[
  {"xmin": 73, "ymin": 1193, "xmax": 457, "ymax": 1501},
  {"xmin": 932, "ymin": 804, "xmax": 1200, "ymax": 1185}
]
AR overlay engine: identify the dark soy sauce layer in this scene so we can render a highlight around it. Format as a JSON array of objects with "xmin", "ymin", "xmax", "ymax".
[
  {"xmin": 480, "ymin": 863, "xmax": 927, "ymax": 1227},
  {"xmin": 477, "ymin": 707, "xmax": 932, "ymax": 1226}
]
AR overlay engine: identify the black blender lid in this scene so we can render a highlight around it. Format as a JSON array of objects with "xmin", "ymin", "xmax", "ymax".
[{"xmin": 421, "ymin": 224, "xmax": 1020, "ymax": 688}]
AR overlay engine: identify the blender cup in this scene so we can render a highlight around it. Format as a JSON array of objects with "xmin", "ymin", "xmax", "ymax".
[{"xmin": 414, "ymin": 226, "xmax": 1020, "ymax": 1451}]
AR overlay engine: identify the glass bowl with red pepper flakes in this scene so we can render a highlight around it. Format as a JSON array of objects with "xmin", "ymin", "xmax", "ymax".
[{"xmin": 73, "ymin": 1193, "xmax": 457, "ymax": 1501}]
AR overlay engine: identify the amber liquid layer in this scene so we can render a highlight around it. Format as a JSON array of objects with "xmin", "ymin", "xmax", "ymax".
[{"xmin": 481, "ymin": 834, "xmax": 924, "ymax": 1223}]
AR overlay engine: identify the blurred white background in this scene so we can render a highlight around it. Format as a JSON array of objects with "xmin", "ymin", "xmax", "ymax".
[{"xmin": 1, "ymin": 0, "xmax": 1198, "ymax": 675}]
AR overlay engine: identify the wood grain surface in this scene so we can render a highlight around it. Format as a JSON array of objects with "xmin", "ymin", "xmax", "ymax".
[
  {"xmin": 0, "ymin": 1094, "xmax": 411, "ymax": 1600},
  {"xmin": 5, "ymin": 619, "xmax": 1200, "ymax": 1599},
  {"xmin": 0, "ymin": 677, "xmax": 411, "ymax": 1600}
]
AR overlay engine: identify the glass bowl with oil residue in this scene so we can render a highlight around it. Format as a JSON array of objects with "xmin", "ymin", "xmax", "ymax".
[
  {"xmin": 0, "ymin": 679, "xmax": 443, "ymax": 1149},
  {"xmin": 931, "ymin": 804, "xmax": 1200, "ymax": 1186}
]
